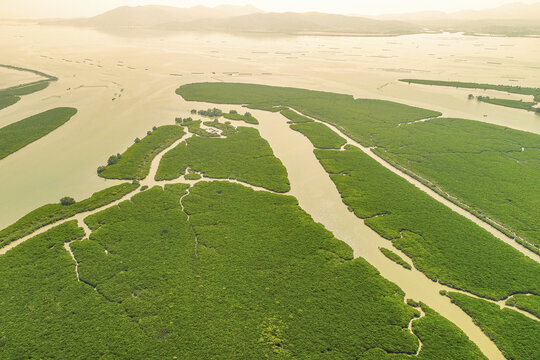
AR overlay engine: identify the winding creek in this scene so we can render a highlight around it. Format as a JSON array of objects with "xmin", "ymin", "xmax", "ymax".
[
  {"xmin": 3, "ymin": 107, "xmax": 540, "ymax": 358},
  {"xmin": 2, "ymin": 23, "xmax": 540, "ymax": 358}
]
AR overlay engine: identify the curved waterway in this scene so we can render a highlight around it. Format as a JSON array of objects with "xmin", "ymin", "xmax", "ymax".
[
  {"xmin": 246, "ymin": 108, "xmax": 506, "ymax": 360},
  {"xmin": 0, "ymin": 105, "xmax": 512, "ymax": 358}
]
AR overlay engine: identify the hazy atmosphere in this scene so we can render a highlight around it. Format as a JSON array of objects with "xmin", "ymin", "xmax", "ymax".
[
  {"xmin": 1, "ymin": 0, "xmax": 539, "ymax": 359},
  {"xmin": 2, "ymin": 0, "xmax": 540, "ymax": 18}
]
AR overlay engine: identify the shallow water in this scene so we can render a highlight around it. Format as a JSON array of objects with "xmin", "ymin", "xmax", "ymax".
[
  {"xmin": 2, "ymin": 25, "xmax": 538, "ymax": 355},
  {"xmin": 0, "ymin": 67, "xmax": 43, "ymax": 89},
  {"xmin": 1, "ymin": 24, "xmax": 540, "ymax": 228},
  {"xmin": 251, "ymin": 109, "xmax": 505, "ymax": 359}
]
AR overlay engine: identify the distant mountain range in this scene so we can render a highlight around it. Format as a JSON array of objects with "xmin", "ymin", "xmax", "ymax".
[
  {"xmin": 376, "ymin": 2, "xmax": 540, "ymax": 21},
  {"xmin": 157, "ymin": 12, "xmax": 421, "ymax": 35},
  {"xmin": 46, "ymin": 5, "xmax": 262, "ymax": 28},
  {"xmin": 42, "ymin": 2, "xmax": 540, "ymax": 37}
]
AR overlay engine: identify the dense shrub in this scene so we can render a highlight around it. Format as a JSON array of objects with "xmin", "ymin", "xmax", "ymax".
[{"xmin": 60, "ymin": 197, "xmax": 76, "ymax": 206}]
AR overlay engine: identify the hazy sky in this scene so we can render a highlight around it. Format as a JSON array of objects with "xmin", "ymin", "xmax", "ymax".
[{"xmin": 1, "ymin": 0, "xmax": 539, "ymax": 19}]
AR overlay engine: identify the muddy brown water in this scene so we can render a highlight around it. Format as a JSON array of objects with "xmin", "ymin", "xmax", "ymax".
[{"xmin": 1, "ymin": 23, "xmax": 539, "ymax": 358}]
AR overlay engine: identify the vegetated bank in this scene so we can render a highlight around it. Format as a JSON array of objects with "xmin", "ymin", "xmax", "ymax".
[
  {"xmin": 177, "ymin": 82, "xmax": 441, "ymax": 147},
  {"xmin": 445, "ymin": 292, "xmax": 540, "ymax": 360},
  {"xmin": 372, "ymin": 117, "xmax": 540, "ymax": 253},
  {"xmin": 379, "ymin": 247, "xmax": 412, "ymax": 270},
  {"xmin": 0, "ymin": 182, "xmax": 138, "ymax": 248},
  {"xmin": 314, "ymin": 146, "xmax": 540, "ymax": 300},
  {"xmin": 399, "ymin": 79, "xmax": 540, "ymax": 102},
  {"xmin": 290, "ymin": 121, "xmax": 347, "ymax": 149},
  {"xmin": 98, "ymin": 125, "xmax": 185, "ymax": 180},
  {"xmin": 0, "ymin": 64, "xmax": 58, "ymax": 110},
  {"xmin": 476, "ymin": 96, "xmax": 538, "ymax": 112},
  {"xmin": 177, "ymin": 82, "xmax": 540, "ymax": 253},
  {"xmin": 506, "ymin": 294, "xmax": 540, "ymax": 318},
  {"xmin": 176, "ymin": 82, "xmax": 540, "ymax": 297},
  {"xmin": 0, "ymin": 180, "xmax": 486, "ymax": 358},
  {"xmin": 156, "ymin": 126, "xmax": 290, "ymax": 193},
  {"xmin": 0, "ymin": 107, "xmax": 77, "ymax": 160}
]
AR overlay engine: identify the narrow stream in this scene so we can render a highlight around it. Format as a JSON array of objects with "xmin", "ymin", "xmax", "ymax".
[
  {"xmin": 290, "ymin": 109, "xmax": 540, "ymax": 263},
  {"xmin": 250, "ymin": 108, "xmax": 506, "ymax": 360}
]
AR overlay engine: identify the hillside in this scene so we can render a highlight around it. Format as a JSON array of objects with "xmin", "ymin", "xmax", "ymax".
[
  {"xmin": 160, "ymin": 12, "xmax": 422, "ymax": 35},
  {"xmin": 377, "ymin": 2, "xmax": 540, "ymax": 21},
  {"xmin": 374, "ymin": 2, "xmax": 540, "ymax": 36},
  {"xmin": 44, "ymin": 4, "xmax": 261, "ymax": 28}
]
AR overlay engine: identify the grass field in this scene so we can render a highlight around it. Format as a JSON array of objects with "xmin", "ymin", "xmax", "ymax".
[
  {"xmin": 290, "ymin": 121, "xmax": 347, "ymax": 149},
  {"xmin": 156, "ymin": 126, "xmax": 290, "ymax": 193},
  {"xmin": 400, "ymin": 79, "xmax": 540, "ymax": 102},
  {"xmin": 315, "ymin": 146, "xmax": 540, "ymax": 300},
  {"xmin": 0, "ymin": 107, "xmax": 77, "ymax": 159},
  {"xmin": 99, "ymin": 125, "xmax": 185, "ymax": 180},
  {"xmin": 447, "ymin": 292, "xmax": 540, "ymax": 360},
  {"xmin": 0, "ymin": 182, "xmax": 138, "ymax": 249}
]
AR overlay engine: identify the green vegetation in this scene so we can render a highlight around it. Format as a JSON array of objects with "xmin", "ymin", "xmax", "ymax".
[
  {"xmin": 400, "ymin": 79, "xmax": 540, "ymax": 102},
  {"xmin": 71, "ymin": 182, "xmax": 483, "ymax": 358},
  {"xmin": 177, "ymin": 82, "xmax": 540, "ymax": 253},
  {"xmin": 404, "ymin": 302, "xmax": 487, "ymax": 359},
  {"xmin": 177, "ymin": 118, "xmax": 218, "ymax": 137},
  {"xmin": 156, "ymin": 127, "xmax": 290, "ymax": 193},
  {"xmin": 0, "ymin": 82, "xmax": 51, "ymax": 111},
  {"xmin": 203, "ymin": 120, "xmax": 236, "ymax": 136},
  {"xmin": 0, "ymin": 64, "xmax": 57, "ymax": 110},
  {"xmin": 315, "ymin": 146, "xmax": 540, "ymax": 299},
  {"xmin": 246, "ymin": 104, "xmax": 288, "ymax": 112},
  {"xmin": 177, "ymin": 83, "xmax": 440, "ymax": 147},
  {"xmin": 0, "ymin": 171, "xmax": 486, "ymax": 358},
  {"xmin": 290, "ymin": 121, "xmax": 346, "ymax": 149},
  {"xmin": 60, "ymin": 197, "xmax": 76, "ymax": 206},
  {"xmin": 372, "ymin": 118, "xmax": 540, "ymax": 251},
  {"xmin": 280, "ymin": 109, "xmax": 314, "ymax": 123},
  {"xmin": 185, "ymin": 173, "xmax": 201, "ymax": 180},
  {"xmin": 197, "ymin": 107, "xmax": 223, "ymax": 117},
  {"xmin": 506, "ymin": 294, "xmax": 540, "ymax": 318},
  {"xmin": 223, "ymin": 111, "xmax": 259, "ymax": 124},
  {"xmin": 0, "ymin": 221, "xmax": 147, "ymax": 358},
  {"xmin": 476, "ymin": 96, "xmax": 537, "ymax": 112},
  {"xmin": 379, "ymin": 247, "xmax": 412, "ymax": 270},
  {"xmin": 0, "ymin": 107, "xmax": 77, "ymax": 159},
  {"xmin": 0, "ymin": 182, "xmax": 138, "ymax": 248},
  {"xmin": 99, "ymin": 125, "xmax": 184, "ymax": 180},
  {"xmin": 0, "ymin": 95, "xmax": 20, "ymax": 110},
  {"xmin": 447, "ymin": 292, "xmax": 540, "ymax": 360}
]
